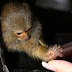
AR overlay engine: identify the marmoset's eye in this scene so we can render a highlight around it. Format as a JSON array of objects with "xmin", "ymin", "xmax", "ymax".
[
  {"xmin": 17, "ymin": 33, "xmax": 22, "ymax": 35},
  {"xmin": 25, "ymin": 26, "xmax": 32, "ymax": 32}
]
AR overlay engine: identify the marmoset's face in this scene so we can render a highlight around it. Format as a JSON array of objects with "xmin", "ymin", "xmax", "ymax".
[
  {"xmin": 3, "ymin": 12, "xmax": 32, "ymax": 41},
  {"xmin": 13, "ymin": 16, "xmax": 32, "ymax": 41}
]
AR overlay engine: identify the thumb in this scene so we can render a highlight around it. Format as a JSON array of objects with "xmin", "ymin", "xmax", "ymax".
[{"xmin": 42, "ymin": 60, "xmax": 72, "ymax": 72}]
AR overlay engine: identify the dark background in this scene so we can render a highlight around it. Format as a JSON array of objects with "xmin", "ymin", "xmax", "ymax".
[{"xmin": 0, "ymin": 0, "xmax": 72, "ymax": 72}]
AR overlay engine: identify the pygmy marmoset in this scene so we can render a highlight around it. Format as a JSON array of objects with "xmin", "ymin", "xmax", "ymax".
[{"xmin": 1, "ymin": 2, "xmax": 63, "ymax": 62}]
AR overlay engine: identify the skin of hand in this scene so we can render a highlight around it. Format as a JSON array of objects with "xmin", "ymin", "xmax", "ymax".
[{"xmin": 42, "ymin": 60, "xmax": 72, "ymax": 72}]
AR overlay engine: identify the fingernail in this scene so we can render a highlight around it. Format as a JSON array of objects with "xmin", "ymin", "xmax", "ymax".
[
  {"xmin": 42, "ymin": 61, "xmax": 56, "ymax": 71},
  {"xmin": 42, "ymin": 61, "xmax": 48, "ymax": 68}
]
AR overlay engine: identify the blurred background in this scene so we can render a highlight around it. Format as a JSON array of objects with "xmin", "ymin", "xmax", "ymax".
[{"xmin": 0, "ymin": 0, "xmax": 72, "ymax": 72}]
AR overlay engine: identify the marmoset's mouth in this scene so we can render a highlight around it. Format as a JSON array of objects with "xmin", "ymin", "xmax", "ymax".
[
  {"xmin": 18, "ymin": 35, "xmax": 31, "ymax": 41},
  {"xmin": 26, "ymin": 35, "xmax": 31, "ymax": 41}
]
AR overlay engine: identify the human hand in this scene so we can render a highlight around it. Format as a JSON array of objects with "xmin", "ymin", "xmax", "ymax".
[{"xmin": 42, "ymin": 60, "xmax": 72, "ymax": 72}]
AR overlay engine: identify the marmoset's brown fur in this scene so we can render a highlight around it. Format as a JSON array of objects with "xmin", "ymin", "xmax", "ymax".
[{"xmin": 1, "ymin": 2, "xmax": 63, "ymax": 62}]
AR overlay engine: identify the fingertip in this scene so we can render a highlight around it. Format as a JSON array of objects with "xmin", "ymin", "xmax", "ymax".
[
  {"xmin": 42, "ymin": 61, "xmax": 56, "ymax": 71},
  {"xmin": 42, "ymin": 61, "xmax": 48, "ymax": 68}
]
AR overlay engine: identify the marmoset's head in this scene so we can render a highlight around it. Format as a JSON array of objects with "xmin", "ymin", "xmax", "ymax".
[{"xmin": 1, "ymin": 3, "xmax": 32, "ymax": 41}]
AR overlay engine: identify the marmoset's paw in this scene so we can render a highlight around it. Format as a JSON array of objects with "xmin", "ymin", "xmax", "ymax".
[{"xmin": 46, "ymin": 44, "xmax": 63, "ymax": 61}]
